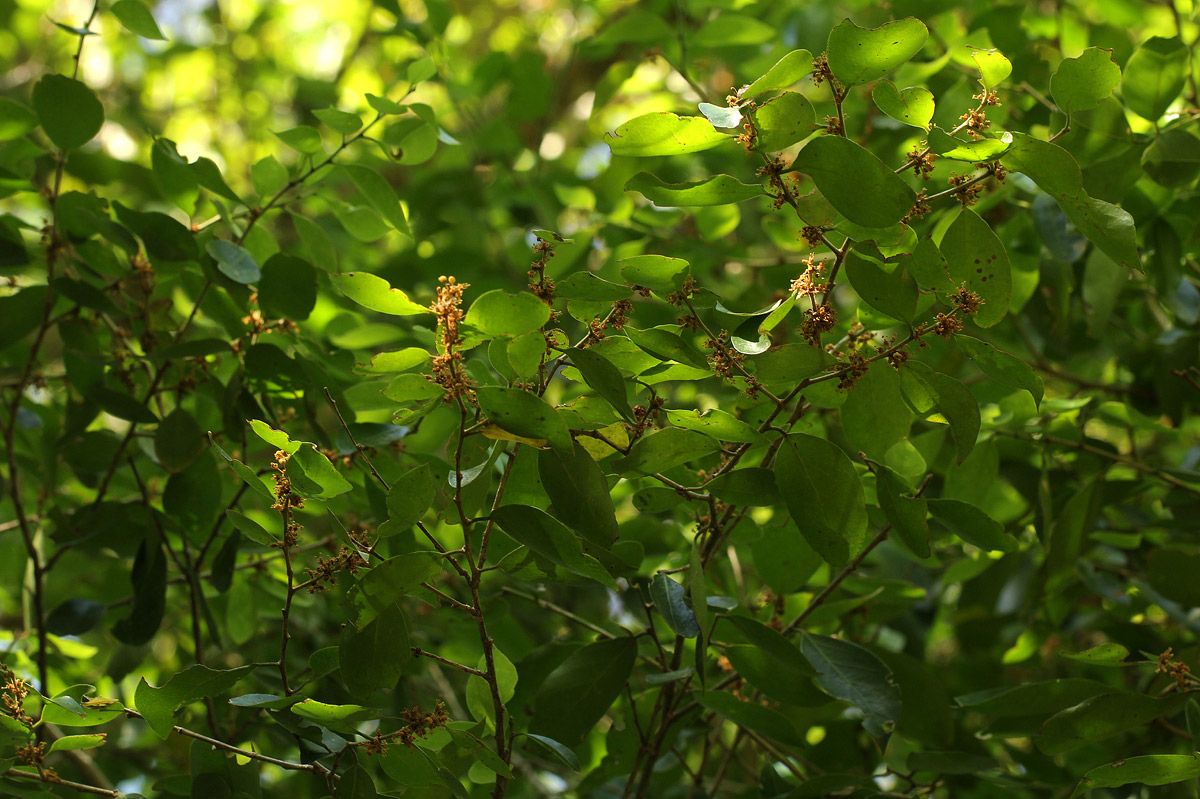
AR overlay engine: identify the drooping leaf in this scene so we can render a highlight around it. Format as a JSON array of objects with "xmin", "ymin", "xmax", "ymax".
[
  {"xmin": 538, "ymin": 444, "xmax": 619, "ymax": 545},
  {"xmin": 840, "ymin": 361, "xmax": 912, "ymax": 459},
  {"xmin": 345, "ymin": 551, "xmax": 440, "ymax": 628},
  {"xmin": 340, "ymin": 601, "xmax": 409, "ymax": 699},
  {"xmin": 773, "ymin": 434, "xmax": 868, "ymax": 566},
  {"xmin": 698, "ymin": 691, "xmax": 806, "ymax": 746},
  {"xmin": 928, "ymin": 498, "xmax": 1013, "ymax": 552},
  {"xmin": 956, "ymin": 335, "xmax": 1043, "ymax": 408},
  {"xmin": 378, "ymin": 464, "xmax": 435, "ymax": 537},
  {"xmin": 490, "ymin": 504, "xmax": 617, "ymax": 588},
  {"xmin": 206, "ymin": 239, "xmax": 260, "ymax": 284},
  {"xmin": 1036, "ymin": 693, "xmax": 1187, "ymax": 755}
]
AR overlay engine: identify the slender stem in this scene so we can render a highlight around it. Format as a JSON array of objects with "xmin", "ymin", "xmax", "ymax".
[
  {"xmin": 411, "ymin": 647, "xmax": 486, "ymax": 677},
  {"xmin": 3, "ymin": 768, "xmax": 120, "ymax": 797}
]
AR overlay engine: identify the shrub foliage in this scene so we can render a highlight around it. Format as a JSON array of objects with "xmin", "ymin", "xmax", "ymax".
[{"xmin": 2, "ymin": 1, "xmax": 1200, "ymax": 797}]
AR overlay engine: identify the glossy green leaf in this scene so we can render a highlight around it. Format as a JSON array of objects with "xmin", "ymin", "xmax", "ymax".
[
  {"xmin": 612, "ymin": 427, "xmax": 720, "ymax": 475},
  {"xmin": 665, "ymin": 408, "xmax": 763, "ymax": 444},
  {"xmin": 744, "ymin": 49, "xmax": 814, "ymax": 97},
  {"xmin": 605, "ymin": 112, "xmax": 729, "ymax": 156},
  {"xmin": 624, "ymin": 326, "xmax": 709, "ymax": 370},
  {"xmin": 773, "ymin": 434, "xmax": 868, "ymax": 566},
  {"xmin": 705, "ymin": 467, "xmax": 780, "ymax": 506},
  {"xmin": 800, "ymin": 633, "xmax": 901, "ymax": 737},
  {"xmin": 876, "ymin": 466, "xmax": 929, "ymax": 558},
  {"xmin": 871, "ymin": 81, "xmax": 934, "ymax": 129},
  {"xmin": 625, "ymin": 172, "xmax": 762, "ymax": 206},
  {"xmin": 490, "ymin": 504, "xmax": 617, "ymax": 588},
  {"xmin": 47, "ymin": 733, "xmax": 107, "ymax": 752},
  {"xmin": 273, "ymin": 125, "xmax": 323, "ymax": 153},
  {"xmin": 1121, "ymin": 36, "xmax": 1188, "ymax": 121},
  {"xmin": 971, "ymin": 49, "xmax": 1011, "ymax": 89},
  {"xmin": 753, "ymin": 92, "xmax": 816, "ymax": 152},
  {"xmin": 826, "ymin": 17, "xmax": 929, "ymax": 86},
  {"xmin": 135, "ymin": 665, "xmax": 253, "ymax": 738},
  {"xmin": 111, "ymin": 0, "xmax": 165, "ymax": 39},
  {"xmin": 791, "ymin": 136, "xmax": 916, "ymax": 228},
  {"xmin": 330, "ymin": 271, "xmax": 429, "ymax": 315},
  {"xmin": 1072, "ymin": 755, "xmax": 1200, "ymax": 797},
  {"xmin": 258, "ymin": 254, "xmax": 317, "ymax": 321},
  {"xmin": 522, "ymin": 733, "xmax": 581, "ymax": 771},
  {"xmin": 555, "ymin": 273, "xmax": 632, "ymax": 301},
  {"xmin": 1051, "ymin": 47, "xmax": 1121, "ymax": 116},
  {"xmin": 530, "ymin": 637, "xmax": 636, "ymax": 745},
  {"xmin": 251, "ymin": 155, "xmax": 289, "ymax": 197},
  {"xmin": 477, "ymin": 386, "xmax": 573, "ymax": 452},
  {"xmin": 343, "ymin": 164, "xmax": 409, "ymax": 235},
  {"xmin": 33, "ymin": 75, "xmax": 104, "ymax": 150},
  {"xmin": 844, "ymin": 242, "xmax": 919, "ymax": 322},
  {"xmin": 465, "ymin": 289, "xmax": 550, "ymax": 337},
  {"xmin": 565, "ymin": 347, "xmax": 634, "ymax": 420},
  {"xmin": 937, "ymin": 131, "xmax": 1014, "ymax": 162},
  {"xmin": 618, "ymin": 254, "xmax": 689, "ymax": 292},
  {"xmin": 314, "ymin": 107, "xmax": 363, "ymax": 134},
  {"xmin": 287, "ymin": 443, "xmax": 353, "ymax": 499},
  {"xmin": 841, "ymin": 361, "xmax": 912, "ymax": 459}
]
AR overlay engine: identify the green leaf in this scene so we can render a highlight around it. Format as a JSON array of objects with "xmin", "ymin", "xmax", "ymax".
[
  {"xmin": 135, "ymin": 665, "xmax": 253, "ymax": 738},
  {"xmin": 971, "ymin": 49, "xmax": 1012, "ymax": 89},
  {"xmin": 538, "ymin": 444, "xmax": 619, "ymax": 546},
  {"xmin": 1072, "ymin": 755, "xmax": 1200, "ymax": 797},
  {"xmin": 111, "ymin": 538, "xmax": 168, "ymax": 646},
  {"xmin": 693, "ymin": 13, "xmax": 775, "ymax": 47},
  {"xmin": 928, "ymin": 498, "xmax": 1014, "ymax": 552},
  {"xmin": 46, "ymin": 598, "xmax": 106, "ymax": 636},
  {"xmin": 490, "ymin": 504, "xmax": 617, "ymax": 588},
  {"xmin": 151, "ymin": 138, "xmax": 198, "ymax": 213},
  {"xmin": 605, "ymin": 112, "xmax": 729, "ymax": 156},
  {"xmin": 1121, "ymin": 36, "xmax": 1188, "ymax": 121},
  {"xmin": 753, "ymin": 92, "xmax": 816, "ymax": 152},
  {"xmin": 530, "ymin": 637, "xmax": 636, "ymax": 746},
  {"xmin": 625, "ymin": 173, "xmax": 763, "ymax": 206},
  {"xmin": 342, "ymin": 164, "xmax": 409, "ymax": 235},
  {"xmin": 624, "ymin": 326, "xmax": 709, "ymax": 370},
  {"xmin": 612, "ymin": 427, "xmax": 720, "ymax": 475},
  {"xmin": 697, "ymin": 102, "xmax": 742, "ymax": 129},
  {"xmin": 258, "ymin": 254, "xmax": 317, "ymax": 321},
  {"xmin": 618, "ymin": 254, "xmax": 689, "ymax": 292},
  {"xmin": 956, "ymin": 335, "xmax": 1043, "ymax": 408},
  {"xmin": 273, "ymin": 125, "xmax": 323, "ymax": 154},
  {"xmin": 378, "ymin": 464, "xmax": 434, "ymax": 537},
  {"xmin": 744, "ymin": 49, "xmax": 814, "ymax": 97},
  {"xmin": 287, "ymin": 443, "xmax": 353, "ymax": 499},
  {"xmin": 206, "ymin": 239, "xmax": 260, "ymax": 284},
  {"xmin": 909, "ymin": 363, "xmax": 979, "ymax": 463},
  {"xmin": 1002, "ymin": 133, "xmax": 1139, "ymax": 271},
  {"xmin": 875, "ymin": 466, "xmax": 929, "ymax": 558},
  {"xmin": 90, "ymin": 386, "xmax": 157, "ymax": 424},
  {"xmin": 251, "ymin": 155, "xmax": 289, "ymax": 197},
  {"xmin": 466, "ymin": 647, "xmax": 516, "ymax": 726},
  {"xmin": 33, "ymin": 75, "xmax": 104, "ymax": 150},
  {"xmin": 844, "ymin": 242, "xmax": 919, "ymax": 323},
  {"xmin": 841, "ymin": 361, "xmax": 912, "ymax": 459},
  {"xmin": 1060, "ymin": 644, "xmax": 1131, "ymax": 667},
  {"xmin": 705, "ymin": 467, "xmax": 780, "ymax": 506},
  {"xmin": 476, "ymin": 386, "xmax": 573, "ymax": 453},
  {"xmin": 791, "ymin": 136, "xmax": 915, "ymax": 228},
  {"xmin": 1051, "ymin": 47, "xmax": 1121, "ymax": 116},
  {"xmin": 697, "ymin": 691, "xmax": 806, "ymax": 746},
  {"xmin": 47, "ymin": 733, "xmax": 107, "ymax": 753},
  {"xmin": 0, "ymin": 98, "xmax": 38, "ymax": 139},
  {"xmin": 155, "ymin": 408, "xmax": 205, "ymax": 473},
  {"xmin": 521, "ymin": 733, "xmax": 581, "ymax": 772},
  {"xmin": 650, "ymin": 573, "xmax": 700, "ymax": 638},
  {"xmin": 1147, "ymin": 548, "xmax": 1200, "ymax": 608},
  {"xmin": 314, "ymin": 107, "xmax": 363, "ymax": 135},
  {"xmin": 937, "ymin": 131, "xmax": 1014, "ymax": 162},
  {"xmin": 665, "ymin": 408, "xmax": 764, "ymax": 444},
  {"xmin": 826, "ymin": 17, "xmax": 929, "ymax": 86},
  {"xmin": 566, "ymin": 347, "xmax": 634, "ymax": 420},
  {"xmin": 290, "ymin": 699, "xmax": 379, "ymax": 731},
  {"xmin": 773, "ymin": 434, "xmax": 868, "ymax": 566},
  {"xmin": 956, "ymin": 678, "xmax": 1114, "ymax": 716},
  {"xmin": 724, "ymin": 616, "xmax": 816, "ymax": 678},
  {"xmin": 465, "ymin": 289, "xmax": 551, "ymax": 337},
  {"xmin": 555, "ymin": 273, "xmax": 632, "ymax": 302},
  {"xmin": 800, "ymin": 633, "xmax": 901, "ymax": 737},
  {"xmin": 937, "ymin": 207, "xmax": 1011, "ymax": 327},
  {"xmin": 110, "ymin": 0, "xmax": 165, "ymax": 39},
  {"xmin": 1037, "ymin": 693, "xmax": 1186, "ymax": 755},
  {"xmin": 330, "ymin": 271, "xmax": 429, "ymax": 315},
  {"xmin": 1142, "ymin": 128, "xmax": 1200, "ymax": 188},
  {"xmin": 871, "ymin": 81, "xmax": 934, "ymax": 129},
  {"xmin": 340, "ymin": 601, "xmax": 409, "ymax": 699},
  {"xmin": 345, "ymin": 552, "xmax": 440, "ymax": 629}
]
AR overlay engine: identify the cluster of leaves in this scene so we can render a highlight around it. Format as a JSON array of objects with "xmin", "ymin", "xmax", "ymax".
[{"xmin": 2, "ymin": 0, "xmax": 1200, "ymax": 797}]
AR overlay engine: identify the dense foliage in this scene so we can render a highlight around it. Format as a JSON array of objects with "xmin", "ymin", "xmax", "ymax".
[{"xmin": 3, "ymin": 0, "xmax": 1200, "ymax": 796}]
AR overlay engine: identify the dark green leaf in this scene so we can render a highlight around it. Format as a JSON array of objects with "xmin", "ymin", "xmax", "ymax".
[
  {"xmin": 1121, "ymin": 36, "xmax": 1188, "ymax": 121},
  {"xmin": 135, "ymin": 665, "xmax": 253, "ymax": 738},
  {"xmin": 773, "ymin": 434, "xmax": 867, "ymax": 566},
  {"xmin": 625, "ymin": 173, "xmax": 763, "ymax": 206},
  {"xmin": 800, "ymin": 633, "xmax": 901, "ymax": 737},
  {"xmin": 650, "ymin": 573, "xmax": 700, "ymax": 638},
  {"xmin": 928, "ymin": 498, "xmax": 1013, "ymax": 552},
  {"xmin": 345, "ymin": 551, "xmax": 440, "ymax": 628},
  {"xmin": 378, "ymin": 464, "xmax": 435, "ymax": 537},
  {"xmin": 33, "ymin": 75, "xmax": 104, "ymax": 150},
  {"xmin": 530, "ymin": 637, "xmax": 636, "ymax": 745},
  {"xmin": 538, "ymin": 444, "xmax": 619, "ymax": 545},
  {"xmin": 110, "ymin": 0, "xmax": 166, "ymax": 39},
  {"xmin": 340, "ymin": 602, "xmax": 409, "ymax": 699},
  {"xmin": 476, "ymin": 386, "xmax": 573, "ymax": 452},
  {"xmin": 490, "ymin": 504, "xmax": 617, "ymax": 588},
  {"xmin": 612, "ymin": 427, "xmax": 720, "ymax": 475},
  {"xmin": 791, "ymin": 137, "xmax": 915, "ymax": 228},
  {"xmin": 745, "ymin": 49, "xmax": 814, "ymax": 97},
  {"xmin": 753, "ymin": 92, "xmax": 816, "ymax": 152}
]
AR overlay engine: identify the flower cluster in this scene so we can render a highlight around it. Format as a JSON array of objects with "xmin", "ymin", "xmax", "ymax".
[
  {"xmin": 790, "ymin": 255, "xmax": 826, "ymax": 297},
  {"xmin": 429, "ymin": 275, "xmax": 475, "ymax": 403},
  {"xmin": 959, "ymin": 107, "xmax": 991, "ymax": 139},
  {"xmin": 361, "ymin": 701, "xmax": 451, "ymax": 756},
  {"xmin": 800, "ymin": 302, "xmax": 837, "ymax": 346},
  {"xmin": 528, "ymin": 237, "xmax": 557, "ymax": 305},
  {"xmin": 947, "ymin": 172, "xmax": 984, "ymax": 207},
  {"xmin": 270, "ymin": 449, "xmax": 304, "ymax": 548},
  {"xmin": 1, "ymin": 664, "xmax": 33, "ymax": 727},
  {"xmin": 305, "ymin": 539, "xmax": 369, "ymax": 593},
  {"xmin": 949, "ymin": 283, "xmax": 984, "ymax": 316},
  {"xmin": 1156, "ymin": 647, "xmax": 1195, "ymax": 689},
  {"xmin": 704, "ymin": 330, "xmax": 746, "ymax": 381},
  {"xmin": 932, "ymin": 312, "xmax": 964, "ymax": 339},
  {"xmin": 906, "ymin": 147, "xmax": 937, "ymax": 180},
  {"xmin": 586, "ymin": 298, "xmax": 633, "ymax": 344}
]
